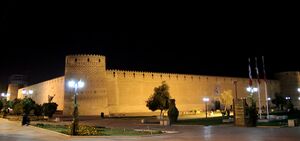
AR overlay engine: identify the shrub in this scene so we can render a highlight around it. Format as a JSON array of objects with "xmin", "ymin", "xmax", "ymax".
[
  {"xmin": 42, "ymin": 103, "xmax": 58, "ymax": 118},
  {"xmin": 22, "ymin": 98, "xmax": 36, "ymax": 115},
  {"xmin": 34, "ymin": 104, "xmax": 43, "ymax": 116},
  {"xmin": 66, "ymin": 125, "xmax": 100, "ymax": 135},
  {"xmin": 13, "ymin": 103, "xmax": 23, "ymax": 115}
]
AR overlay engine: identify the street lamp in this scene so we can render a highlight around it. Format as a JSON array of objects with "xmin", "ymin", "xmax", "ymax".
[
  {"xmin": 267, "ymin": 97, "xmax": 271, "ymax": 112},
  {"xmin": 246, "ymin": 86, "xmax": 262, "ymax": 119},
  {"xmin": 1, "ymin": 92, "xmax": 10, "ymax": 99},
  {"xmin": 203, "ymin": 97, "xmax": 209, "ymax": 119},
  {"xmin": 22, "ymin": 89, "xmax": 33, "ymax": 98},
  {"xmin": 68, "ymin": 79, "xmax": 84, "ymax": 135},
  {"xmin": 246, "ymin": 86, "xmax": 258, "ymax": 94}
]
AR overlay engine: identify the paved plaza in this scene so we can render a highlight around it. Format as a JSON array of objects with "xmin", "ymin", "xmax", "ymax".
[{"xmin": 1, "ymin": 118, "xmax": 300, "ymax": 141}]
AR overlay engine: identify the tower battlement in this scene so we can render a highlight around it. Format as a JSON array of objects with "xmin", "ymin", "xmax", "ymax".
[{"xmin": 66, "ymin": 54, "xmax": 106, "ymax": 67}]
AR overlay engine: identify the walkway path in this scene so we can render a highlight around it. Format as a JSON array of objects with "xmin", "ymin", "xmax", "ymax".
[{"xmin": 2, "ymin": 118, "xmax": 300, "ymax": 141}]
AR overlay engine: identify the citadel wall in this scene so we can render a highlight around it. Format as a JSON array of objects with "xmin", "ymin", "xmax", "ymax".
[
  {"xmin": 106, "ymin": 70, "xmax": 280, "ymax": 115},
  {"xmin": 17, "ymin": 76, "xmax": 65, "ymax": 110},
  {"xmin": 14, "ymin": 54, "xmax": 282, "ymax": 116}
]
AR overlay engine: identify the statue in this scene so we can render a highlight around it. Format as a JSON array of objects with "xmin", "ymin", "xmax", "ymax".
[{"xmin": 48, "ymin": 94, "xmax": 55, "ymax": 103}]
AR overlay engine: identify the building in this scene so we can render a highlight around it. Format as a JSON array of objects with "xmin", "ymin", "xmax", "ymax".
[{"xmin": 8, "ymin": 54, "xmax": 297, "ymax": 116}]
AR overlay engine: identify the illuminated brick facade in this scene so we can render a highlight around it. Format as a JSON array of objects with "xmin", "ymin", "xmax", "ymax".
[{"xmin": 17, "ymin": 55, "xmax": 282, "ymax": 116}]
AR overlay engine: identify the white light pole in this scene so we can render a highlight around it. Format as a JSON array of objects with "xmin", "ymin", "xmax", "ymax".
[
  {"xmin": 203, "ymin": 97, "xmax": 209, "ymax": 119},
  {"xmin": 22, "ymin": 89, "xmax": 33, "ymax": 98},
  {"xmin": 68, "ymin": 79, "xmax": 84, "ymax": 136}
]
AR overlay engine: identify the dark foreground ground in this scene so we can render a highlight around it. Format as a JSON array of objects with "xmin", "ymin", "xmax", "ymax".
[{"xmin": 1, "ymin": 117, "xmax": 300, "ymax": 141}]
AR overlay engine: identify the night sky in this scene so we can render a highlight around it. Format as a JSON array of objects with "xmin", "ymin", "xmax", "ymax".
[{"xmin": 1, "ymin": 2, "xmax": 299, "ymax": 92}]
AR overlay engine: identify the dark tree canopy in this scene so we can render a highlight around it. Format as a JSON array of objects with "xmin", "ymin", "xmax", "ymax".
[
  {"xmin": 271, "ymin": 93, "xmax": 286, "ymax": 110},
  {"xmin": 146, "ymin": 81, "xmax": 171, "ymax": 117}
]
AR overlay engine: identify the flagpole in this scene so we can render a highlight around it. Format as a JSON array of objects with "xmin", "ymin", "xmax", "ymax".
[
  {"xmin": 257, "ymin": 81, "xmax": 261, "ymax": 119},
  {"xmin": 264, "ymin": 79, "xmax": 268, "ymax": 119},
  {"xmin": 255, "ymin": 57, "xmax": 262, "ymax": 119},
  {"xmin": 262, "ymin": 56, "xmax": 269, "ymax": 119}
]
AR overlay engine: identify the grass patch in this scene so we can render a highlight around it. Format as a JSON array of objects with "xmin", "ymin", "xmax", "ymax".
[
  {"xmin": 175, "ymin": 117, "xmax": 231, "ymax": 126},
  {"xmin": 34, "ymin": 123, "xmax": 162, "ymax": 136},
  {"xmin": 35, "ymin": 123, "xmax": 68, "ymax": 133}
]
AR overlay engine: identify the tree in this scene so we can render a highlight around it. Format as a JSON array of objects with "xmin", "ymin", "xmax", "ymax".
[
  {"xmin": 42, "ymin": 103, "xmax": 58, "ymax": 118},
  {"xmin": 34, "ymin": 104, "xmax": 43, "ymax": 116},
  {"xmin": 246, "ymin": 98, "xmax": 257, "ymax": 127},
  {"xmin": 271, "ymin": 93, "xmax": 286, "ymax": 110},
  {"xmin": 220, "ymin": 90, "xmax": 233, "ymax": 111},
  {"xmin": 146, "ymin": 81, "xmax": 170, "ymax": 119},
  {"xmin": 13, "ymin": 103, "xmax": 23, "ymax": 115},
  {"xmin": 21, "ymin": 98, "xmax": 36, "ymax": 115}
]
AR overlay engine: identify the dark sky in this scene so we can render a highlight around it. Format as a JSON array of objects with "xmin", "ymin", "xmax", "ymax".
[{"xmin": 1, "ymin": 2, "xmax": 299, "ymax": 91}]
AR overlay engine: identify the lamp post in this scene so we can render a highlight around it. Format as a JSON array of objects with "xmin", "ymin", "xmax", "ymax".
[
  {"xmin": 22, "ymin": 89, "xmax": 33, "ymax": 98},
  {"xmin": 68, "ymin": 79, "xmax": 84, "ymax": 136},
  {"xmin": 203, "ymin": 97, "xmax": 209, "ymax": 119},
  {"xmin": 267, "ymin": 97, "xmax": 271, "ymax": 112},
  {"xmin": 246, "ymin": 86, "xmax": 258, "ymax": 94},
  {"xmin": 1, "ymin": 92, "xmax": 10, "ymax": 100},
  {"xmin": 246, "ymin": 86, "xmax": 261, "ymax": 119}
]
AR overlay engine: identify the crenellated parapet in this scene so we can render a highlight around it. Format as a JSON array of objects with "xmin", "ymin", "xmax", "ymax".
[
  {"xmin": 106, "ymin": 69, "xmax": 279, "ymax": 84},
  {"xmin": 65, "ymin": 54, "xmax": 106, "ymax": 67}
]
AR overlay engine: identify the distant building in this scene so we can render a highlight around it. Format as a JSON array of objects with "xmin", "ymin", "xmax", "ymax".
[
  {"xmin": 11, "ymin": 54, "xmax": 297, "ymax": 116},
  {"xmin": 7, "ymin": 74, "xmax": 27, "ymax": 100}
]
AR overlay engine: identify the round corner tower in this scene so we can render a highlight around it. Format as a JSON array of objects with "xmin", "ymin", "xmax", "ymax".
[
  {"xmin": 7, "ymin": 74, "xmax": 27, "ymax": 100},
  {"xmin": 63, "ymin": 54, "xmax": 108, "ymax": 115}
]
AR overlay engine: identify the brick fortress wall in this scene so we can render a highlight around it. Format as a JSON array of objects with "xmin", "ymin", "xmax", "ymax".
[
  {"xmin": 17, "ymin": 76, "xmax": 64, "ymax": 110},
  {"xmin": 106, "ymin": 70, "xmax": 280, "ymax": 115},
  {"xmin": 15, "ymin": 54, "xmax": 281, "ymax": 116}
]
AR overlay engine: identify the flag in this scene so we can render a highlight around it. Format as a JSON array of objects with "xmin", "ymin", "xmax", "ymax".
[
  {"xmin": 255, "ymin": 57, "xmax": 260, "ymax": 84},
  {"xmin": 262, "ymin": 56, "xmax": 267, "ymax": 82},
  {"xmin": 248, "ymin": 58, "xmax": 253, "ymax": 86}
]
